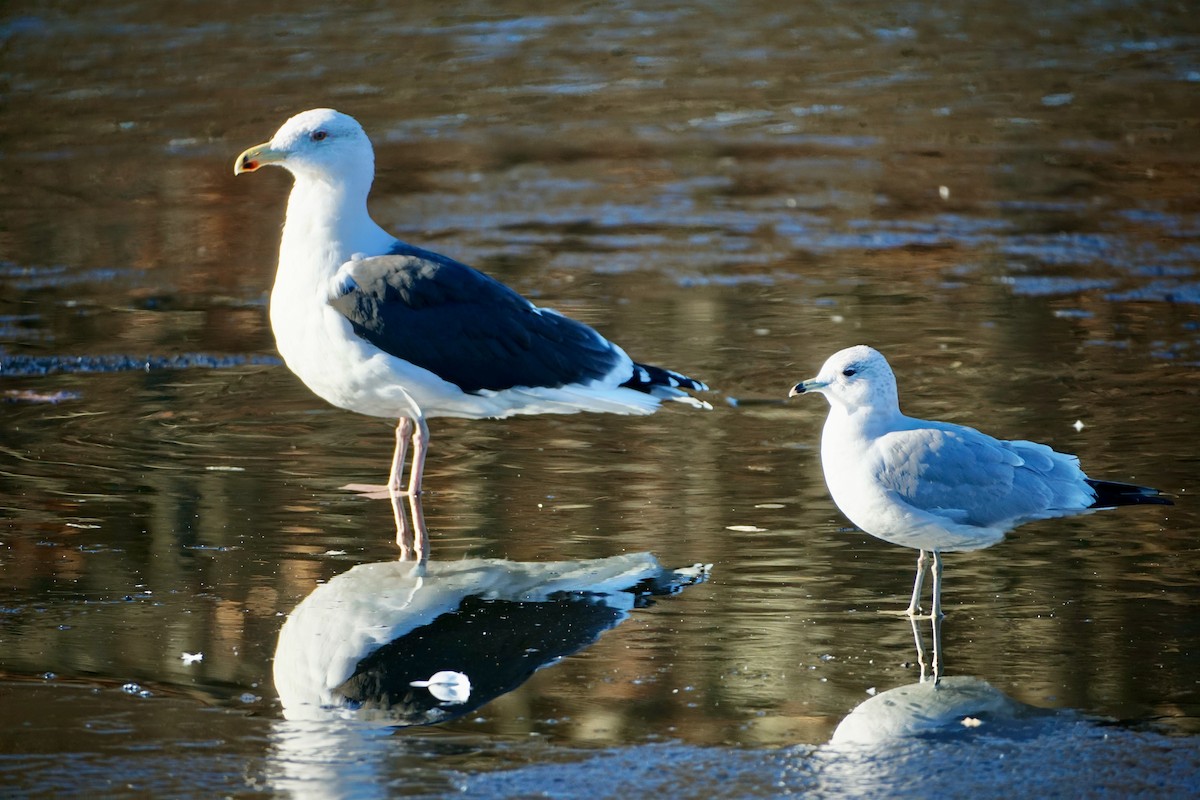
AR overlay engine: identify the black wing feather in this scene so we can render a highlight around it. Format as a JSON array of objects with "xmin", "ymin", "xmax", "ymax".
[
  {"xmin": 1085, "ymin": 479, "xmax": 1173, "ymax": 508},
  {"xmin": 328, "ymin": 242, "xmax": 627, "ymax": 394}
]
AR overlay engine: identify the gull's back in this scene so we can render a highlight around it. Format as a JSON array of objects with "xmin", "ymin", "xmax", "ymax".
[{"xmin": 864, "ymin": 415, "xmax": 1097, "ymax": 545}]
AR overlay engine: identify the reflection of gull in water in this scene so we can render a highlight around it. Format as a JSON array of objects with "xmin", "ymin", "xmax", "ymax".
[
  {"xmin": 830, "ymin": 676, "xmax": 1046, "ymax": 746},
  {"xmin": 817, "ymin": 685, "xmax": 1197, "ymax": 798},
  {"xmin": 790, "ymin": 345, "xmax": 1171, "ymax": 618},
  {"xmin": 273, "ymin": 553, "xmax": 709, "ymax": 725},
  {"xmin": 832, "ymin": 612, "xmax": 1052, "ymax": 746}
]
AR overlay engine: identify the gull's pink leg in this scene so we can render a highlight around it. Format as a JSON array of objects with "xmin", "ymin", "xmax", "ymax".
[
  {"xmin": 405, "ymin": 416, "xmax": 430, "ymax": 497},
  {"xmin": 387, "ymin": 418, "xmax": 413, "ymax": 496},
  {"xmin": 389, "ymin": 416, "xmax": 429, "ymax": 555}
]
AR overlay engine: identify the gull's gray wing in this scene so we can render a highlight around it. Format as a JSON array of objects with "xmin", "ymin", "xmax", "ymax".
[{"xmin": 871, "ymin": 422, "xmax": 1094, "ymax": 528}]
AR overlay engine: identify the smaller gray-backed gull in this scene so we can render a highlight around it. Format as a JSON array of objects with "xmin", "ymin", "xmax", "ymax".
[{"xmin": 790, "ymin": 345, "xmax": 1171, "ymax": 618}]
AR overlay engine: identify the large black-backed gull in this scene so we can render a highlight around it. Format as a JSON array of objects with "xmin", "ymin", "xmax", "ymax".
[{"xmin": 234, "ymin": 109, "xmax": 709, "ymax": 536}]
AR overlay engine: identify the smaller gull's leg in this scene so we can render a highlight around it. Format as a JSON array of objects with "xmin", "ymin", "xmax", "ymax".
[
  {"xmin": 405, "ymin": 416, "xmax": 430, "ymax": 497},
  {"xmin": 930, "ymin": 550, "xmax": 945, "ymax": 620},
  {"xmin": 929, "ymin": 608, "xmax": 944, "ymax": 684},
  {"xmin": 387, "ymin": 418, "xmax": 413, "ymax": 496},
  {"xmin": 909, "ymin": 614, "xmax": 929, "ymax": 683},
  {"xmin": 905, "ymin": 550, "xmax": 929, "ymax": 617}
]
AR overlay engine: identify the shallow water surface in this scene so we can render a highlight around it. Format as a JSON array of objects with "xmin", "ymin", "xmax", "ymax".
[{"xmin": 2, "ymin": 1, "xmax": 1199, "ymax": 797}]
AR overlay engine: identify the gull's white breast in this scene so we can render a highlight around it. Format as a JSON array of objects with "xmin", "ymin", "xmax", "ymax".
[{"xmin": 820, "ymin": 414, "xmax": 1008, "ymax": 553}]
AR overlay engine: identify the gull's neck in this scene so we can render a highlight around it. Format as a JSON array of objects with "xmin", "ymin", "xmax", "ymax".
[
  {"xmin": 824, "ymin": 400, "xmax": 904, "ymax": 442},
  {"xmin": 276, "ymin": 171, "xmax": 395, "ymax": 288},
  {"xmin": 265, "ymin": 162, "xmax": 396, "ymax": 380}
]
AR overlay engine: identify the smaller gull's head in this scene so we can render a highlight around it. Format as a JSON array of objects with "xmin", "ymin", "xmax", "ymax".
[
  {"xmin": 234, "ymin": 108, "xmax": 374, "ymax": 186},
  {"xmin": 789, "ymin": 345, "xmax": 900, "ymax": 415}
]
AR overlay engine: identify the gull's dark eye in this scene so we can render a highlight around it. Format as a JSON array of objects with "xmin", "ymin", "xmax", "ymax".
[
  {"xmin": 311, "ymin": 130, "xmax": 328, "ymax": 142},
  {"xmin": 842, "ymin": 367, "xmax": 857, "ymax": 377}
]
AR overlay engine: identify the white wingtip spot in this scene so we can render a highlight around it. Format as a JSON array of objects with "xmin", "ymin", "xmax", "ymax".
[{"xmin": 410, "ymin": 670, "xmax": 472, "ymax": 705}]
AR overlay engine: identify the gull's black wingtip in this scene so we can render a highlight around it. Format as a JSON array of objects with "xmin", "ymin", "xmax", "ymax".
[{"xmin": 1086, "ymin": 479, "xmax": 1174, "ymax": 509}]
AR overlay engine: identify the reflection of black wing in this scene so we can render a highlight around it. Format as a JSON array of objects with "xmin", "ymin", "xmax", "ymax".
[
  {"xmin": 336, "ymin": 595, "xmax": 624, "ymax": 725},
  {"xmin": 335, "ymin": 563, "xmax": 709, "ymax": 726},
  {"xmin": 328, "ymin": 242, "xmax": 628, "ymax": 394},
  {"xmin": 275, "ymin": 556, "xmax": 710, "ymax": 725}
]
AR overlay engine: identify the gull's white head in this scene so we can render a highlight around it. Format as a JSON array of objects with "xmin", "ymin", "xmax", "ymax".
[
  {"xmin": 234, "ymin": 108, "xmax": 375, "ymax": 187},
  {"xmin": 789, "ymin": 345, "xmax": 900, "ymax": 415}
]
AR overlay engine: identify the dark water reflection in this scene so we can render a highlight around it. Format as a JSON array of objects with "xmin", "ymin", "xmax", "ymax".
[{"xmin": 3, "ymin": 0, "xmax": 1200, "ymax": 796}]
